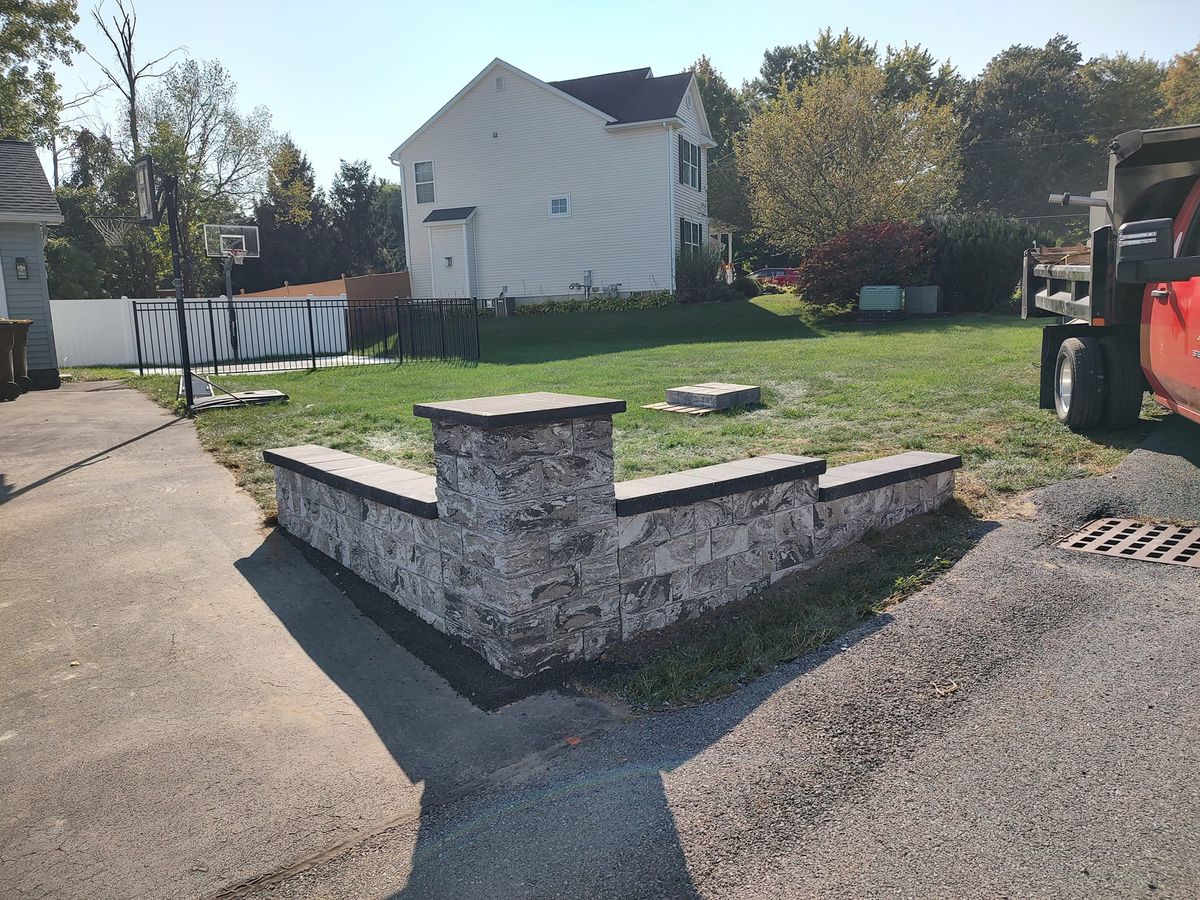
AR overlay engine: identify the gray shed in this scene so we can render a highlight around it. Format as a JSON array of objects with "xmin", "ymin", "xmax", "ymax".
[{"xmin": 0, "ymin": 141, "xmax": 63, "ymax": 389}]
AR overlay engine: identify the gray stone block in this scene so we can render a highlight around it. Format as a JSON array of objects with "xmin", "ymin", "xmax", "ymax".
[
  {"xmin": 618, "ymin": 543, "xmax": 656, "ymax": 581},
  {"xmin": 576, "ymin": 485, "xmax": 617, "ymax": 525},
  {"xmin": 621, "ymin": 574, "xmax": 673, "ymax": 615},
  {"xmin": 687, "ymin": 557, "xmax": 729, "ymax": 596},
  {"xmin": 711, "ymin": 523, "xmax": 750, "ymax": 559},
  {"xmin": 664, "ymin": 382, "xmax": 761, "ymax": 409},
  {"xmin": 727, "ymin": 548, "xmax": 768, "ymax": 585},
  {"xmin": 654, "ymin": 533, "xmax": 697, "ymax": 575},
  {"xmin": 573, "ymin": 415, "xmax": 614, "ymax": 450},
  {"xmin": 542, "ymin": 451, "xmax": 614, "ymax": 492},
  {"xmin": 550, "ymin": 523, "xmax": 619, "ymax": 567}
]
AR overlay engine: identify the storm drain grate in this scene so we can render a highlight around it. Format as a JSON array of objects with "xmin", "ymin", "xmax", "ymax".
[{"xmin": 1058, "ymin": 518, "xmax": 1200, "ymax": 569}]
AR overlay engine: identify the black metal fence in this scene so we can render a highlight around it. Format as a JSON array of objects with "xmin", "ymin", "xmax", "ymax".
[{"xmin": 132, "ymin": 296, "xmax": 480, "ymax": 375}]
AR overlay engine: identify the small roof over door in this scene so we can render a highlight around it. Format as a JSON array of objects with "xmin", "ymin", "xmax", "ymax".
[{"xmin": 422, "ymin": 206, "xmax": 477, "ymax": 224}]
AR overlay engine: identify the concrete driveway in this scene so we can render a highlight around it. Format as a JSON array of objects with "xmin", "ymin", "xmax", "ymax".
[
  {"xmin": 0, "ymin": 383, "xmax": 617, "ymax": 900},
  {"xmin": 255, "ymin": 418, "xmax": 1200, "ymax": 899}
]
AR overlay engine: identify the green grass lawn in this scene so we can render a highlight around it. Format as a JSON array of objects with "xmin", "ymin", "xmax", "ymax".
[
  {"xmin": 75, "ymin": 297, "xmax": 1162, "ymax": 706},
  {"xmin": 84, "ymin": 295, "xmax": 1155, "ymax": 517}
]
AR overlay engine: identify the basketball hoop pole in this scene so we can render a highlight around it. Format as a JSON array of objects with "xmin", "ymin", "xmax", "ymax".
[{"xmin": 163, "ymin": 173, "xmax": 195, "ymax": 410}]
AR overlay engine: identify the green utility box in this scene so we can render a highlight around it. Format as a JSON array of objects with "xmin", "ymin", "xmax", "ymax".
[
  {"xmin": 904, "ymin": 285, "xmax": 941, "ymax": 316},
  {"xmin": 858, "ymin": 285, "xmax": 904, "ymax": 322}
]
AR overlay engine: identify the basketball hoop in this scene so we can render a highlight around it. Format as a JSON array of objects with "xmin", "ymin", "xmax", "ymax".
[{"xmin": 88, "ymin": 215, "xmax": 138, "ymax": 248}]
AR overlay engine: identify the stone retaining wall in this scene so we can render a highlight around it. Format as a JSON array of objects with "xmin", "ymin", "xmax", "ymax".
[{"xmin": 267, "ymin": 393, "xmax": 960, "ymax": 678}]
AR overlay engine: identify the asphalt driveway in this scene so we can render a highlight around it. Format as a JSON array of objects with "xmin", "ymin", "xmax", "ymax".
[{"xmin": 0, "ymin": 383, "xmax": 617, "ymax": 900}]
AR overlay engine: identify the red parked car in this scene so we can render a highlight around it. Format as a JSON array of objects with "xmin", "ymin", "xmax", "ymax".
[{"xmin": 750, "ymin": 267, "xmax": 800, "ymax": 286}]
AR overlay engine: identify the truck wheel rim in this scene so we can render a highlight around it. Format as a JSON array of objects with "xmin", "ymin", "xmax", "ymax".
[{"xmin": 1056, "ymin": 354, "xmax": 1074, "ymax": 416}]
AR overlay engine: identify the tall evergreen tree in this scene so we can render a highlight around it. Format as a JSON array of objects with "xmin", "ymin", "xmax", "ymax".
[{"xmin": 330, "ymin": 159, "xmax": 385, "ymax": 275}]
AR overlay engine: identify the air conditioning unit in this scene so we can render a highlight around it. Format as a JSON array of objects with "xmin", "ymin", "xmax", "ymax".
[
  {"xmin": 904, "ymin": 285, "xmax": 941, "ymax": 316},
  {"xmin": 858, "ymin": 285, "xmax": 903, "ymax": 323}
]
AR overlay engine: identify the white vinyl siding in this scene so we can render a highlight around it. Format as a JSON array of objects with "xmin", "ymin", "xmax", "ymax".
[
  {"xmin": 400, "ymin": 63, "xmax": 670, "ymax": 300},
  {"xmin": 669, "ymin": 80, "xmax": 710, "ymax": 279},
  {"xmin": 414, "ymin": 161, "xmax": 435, "ymax": 204}
]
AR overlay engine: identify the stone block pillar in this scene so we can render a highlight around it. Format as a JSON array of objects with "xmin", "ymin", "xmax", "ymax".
[{"xmin": 414, "ymin": 392, "xmax": 626, "ymax": 677}]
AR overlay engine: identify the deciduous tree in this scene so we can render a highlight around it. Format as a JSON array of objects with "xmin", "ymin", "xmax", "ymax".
[
  {"xmin": 143, "ymin": 58, "xmax": 274, "ymax": 293},
  {"xmin": 1084, "ymin": 52, "xmax": 1165, "ymax": 135},
  {"xmin": 957, "ymin": 35, "xmax": 1101, "ymax": 219},
  {"xmin": 1161, "ymin": 43, "xmax": 1200, "ymax": 126},
  {"xmin": 0, "ymin": 0, "xmax": 81, "ymax": 143},
  {"xmin": 737, "ymin": 66, "xmax": 961, "ymax": 254}
]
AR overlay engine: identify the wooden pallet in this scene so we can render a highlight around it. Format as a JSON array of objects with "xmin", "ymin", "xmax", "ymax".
[{"xmin": 641, "ymin": 402, "xmax": 715, "ymax": 416}]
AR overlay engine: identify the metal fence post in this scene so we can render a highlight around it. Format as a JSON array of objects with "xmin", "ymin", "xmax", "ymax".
[
  {"xmin": 438, "ymin": 299, "xmax": 446, "ymax": 359},
  {"xmin": 393, "ymin": 297, "xmax": 404, "ymax": 364},
  {"xmin": 306, "ymin": 295, "xmax": 317, "ymax": 370},
  {"xmin": 473, "ymin": 298, "xmax": 481, "ymax": 360},
  {"xmin": 206, "ymin": 296, "xmax": 220, "ymax": 376},
  {"xmin": 132, "ymin": 299, "xmax": 145, "ymax": 377}
]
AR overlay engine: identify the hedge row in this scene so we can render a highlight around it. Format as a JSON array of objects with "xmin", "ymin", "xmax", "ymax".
[{"xmin": 793, "ymin": 214, "xmax": 1050, "ymax": 313}]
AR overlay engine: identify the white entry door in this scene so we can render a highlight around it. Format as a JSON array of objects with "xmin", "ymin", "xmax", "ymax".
[{"xmin": 429, "ymin": 225, "xmax": 469, "ymax": 298}]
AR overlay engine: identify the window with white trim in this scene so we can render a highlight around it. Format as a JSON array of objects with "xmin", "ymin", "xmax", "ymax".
[
  {"xmin": 548, "ymin": 195, "xmax": 571, "ymax": 217},
  {"xmin": 414, "ymin": 161, "xmax": 434, "ymax": 204},
  {"xmin": 680, "ymin": 218, "xmax": 702, "ymax": 254},
  {"xmin": 678, "ymin": 136, "xmax": 701, "ymax": 190}
]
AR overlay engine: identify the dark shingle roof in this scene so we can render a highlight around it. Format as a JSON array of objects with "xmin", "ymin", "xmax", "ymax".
[
  {"xmin": 422, "ymin": 206, "xmax": 477, "ymax": 224},
  {"xmin": 550, "ymin": 68, "xmax": 693, "ymax": 125},
  {"xmin": 0, "ymin": 141, "xmax": 62, "ymax": 222}
]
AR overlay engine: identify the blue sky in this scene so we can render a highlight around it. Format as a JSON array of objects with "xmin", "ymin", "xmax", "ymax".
[{"xmin": 52, "ymin": 0, "xmax": 1197, "ymax": 188}]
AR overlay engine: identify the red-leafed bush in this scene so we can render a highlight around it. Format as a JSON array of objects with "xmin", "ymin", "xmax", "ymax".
[{"xmin": 794, "ymin": 222, "xmax": 936, "ymax": 307}]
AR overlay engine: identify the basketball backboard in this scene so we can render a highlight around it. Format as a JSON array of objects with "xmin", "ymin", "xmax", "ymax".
[
  {"xmin": 134, "ymin": 156, "xmax": 158, "ymax": 223},
  {"xmin": 203, "ymin": 223, "xmax": 260, "ymax": 259}
]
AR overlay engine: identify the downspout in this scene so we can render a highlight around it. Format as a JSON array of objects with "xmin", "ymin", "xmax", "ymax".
[{"xmin": 665, "ymin": 122, "xmax": 675, "ymax": 292}]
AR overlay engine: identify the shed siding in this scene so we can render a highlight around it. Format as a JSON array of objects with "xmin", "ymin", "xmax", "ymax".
[
  {"xmin": 671, "ymin": 81, "xmax": 710, "ymax": 253},
  {"xmin": 0, "ymin": 222, "xmax": 55, "ymax": 369},
  {"xmin": 400, "ymin": 63, "xmax": 671, "ymax": 300}
]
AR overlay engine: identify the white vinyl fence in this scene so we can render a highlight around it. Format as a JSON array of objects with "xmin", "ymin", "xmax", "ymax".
[{"xmin": 51, "ymin": 296, "xmax": 349, "ymax": 368}]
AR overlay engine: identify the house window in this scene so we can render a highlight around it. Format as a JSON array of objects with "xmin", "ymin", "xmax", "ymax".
[
  {"xmin": 678, "ymin": 137, "xmax": 701, "ymax": 190},
  {"xmin": 414, "ymin": 161, "xmax": 435, "ymax": 204},
  {"xmin": 548, "ymin": 196, "xmax": 571, "ymax": 218},
  {"xmin": 495, "ymin": 75, "xmax": 505, "ymax": 92},
  {"xmin": 680, "ymin": 218, "xmax": 702, "ymax": 254}
]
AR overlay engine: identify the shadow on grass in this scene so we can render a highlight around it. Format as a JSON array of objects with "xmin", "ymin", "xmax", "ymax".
[{"xmin": 479, "ymin": 300, "xmax": 824, "ymax": 365}]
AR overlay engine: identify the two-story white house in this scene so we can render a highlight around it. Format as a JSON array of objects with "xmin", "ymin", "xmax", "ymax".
[{"xmin": 390, "ymin": 59, "xmax": 714, "ymax": 303}]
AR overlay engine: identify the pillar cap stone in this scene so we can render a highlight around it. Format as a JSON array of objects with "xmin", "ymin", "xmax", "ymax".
[{"xmin": 414, "ymin": 391, "xmax": 625, "ymax": 429}]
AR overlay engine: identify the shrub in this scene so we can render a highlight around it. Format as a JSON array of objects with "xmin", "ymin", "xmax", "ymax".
[
  {"xmin": 516, "ymin": 291, "xmax": 676, "ymax": 315},
  {"xmin": 794, "ymin": 221, "xmax": 935, "ymax": 307},
  {"xmin": 674, "ymin": 246, "xmax": 723, "ymax": 303},
  {"xmin": 732, "ymin": 275, "xmax": 761, "ymax": 298},
  {"xmin": 925, "ymin": 214, "xmax": 1050, "ymax": 313}
]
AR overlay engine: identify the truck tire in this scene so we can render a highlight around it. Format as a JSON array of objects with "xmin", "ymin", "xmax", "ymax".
[
  {"xmin": 1099, "ymin": 335, "xmax": 1144, "ymax": 429},
  {"xmin": 1054, "ymin": 336, "xmax": 1104, "ymax": 432}
]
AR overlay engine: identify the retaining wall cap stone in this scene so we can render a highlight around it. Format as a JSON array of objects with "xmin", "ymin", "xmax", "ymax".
[
  {"xmin": 414, "ymin": 392, "xmax": 626, "ymax": 428},
  {"xmin": 264, "ymin": 445, "xmax": 439, "ymax": 518},
  {"xmin": 615, "ymin": 454, "xmax": 825, "ymax": 516},
  {"xmin": 817, "ymin": 451, "xmax": 962, "ymax": 502}
]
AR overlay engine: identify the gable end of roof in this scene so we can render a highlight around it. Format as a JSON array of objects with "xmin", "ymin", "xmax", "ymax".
[{"xmin": 0, "ymin": 141, "xmax": 63, "ymax": 223}]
